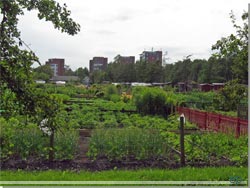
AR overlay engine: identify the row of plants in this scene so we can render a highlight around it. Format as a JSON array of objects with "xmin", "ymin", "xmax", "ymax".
[
  {"xmin": 0, "ymin": 117, "xmax": 78, "ymax": 160},
  {"xmin": 35, "ymin": 84, "xmax": 97, "ymax": 98},
  {"xmin": 160, "ymin": 131, "xmax": 248, "ymax": 166},
  {"xmin": 87, "ymin": 127, "xmax": 172, "ymax": 161},
  {"xmin": 87, "ymin": 126, "xmax": 247, "ymax": 166},
  {"xmin": 185, "ymin": 133, "xmax": 248, "ymax": 166},
  {"xmin": 65, "ymin": 100, "xmax": 196, "ymax": 129},
  {"xmin": 85, "ymin": 99, "xmax": 135, "ymax": 111},
  {"xmin": 34, "ymin": 83, "xmax": 246, "ymax": 118}
]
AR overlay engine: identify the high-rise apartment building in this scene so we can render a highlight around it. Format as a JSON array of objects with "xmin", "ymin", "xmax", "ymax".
[
  {"xmin": 89, "ymin": 57, "xmax": 108, "ymax": 72},
  {"xmin": 140, "ymin": 51, "xmax": 162, "ymax": 64},
  {"xmin": 114, "ymin": 55, "xmax": 135, "ymax": 64},
  {"xmin": 45, "ymin": 58, "xmax": 65, "ymax": 76}
]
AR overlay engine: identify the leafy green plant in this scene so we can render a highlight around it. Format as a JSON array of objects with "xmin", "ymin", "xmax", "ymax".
[
  {"xmin": 0, "ymin": 85, "xmax": 20, "ymax": 118},
  {"xmin": 87, "ymin": 127, "xmax": 170, "ymax": 161},
  {"xmin": 133, "ymin": 87, "xmax": 169, "ymax": 117},
  {"xmin": 11, "ymin": 125, "xmax": 48, "ymax": 159},
  {"xmin": 0, "ymin": 117, "xmax": 15, "ymax": 159},
  {"xmin": 104, "ymin": 85, "xmax": 119, "ymax": 101},
  {"xmin": 185, "ymin": 133, "xmax": 248, "ymax": 166},
  {"xmin": 54, "ymin": 130, "xmax": 79, "ymax": 160},
  {"xmin": 0, "ymin": 117, "xmax": 79, "ymax": 161},
  {"xmin": 213, "ymin": 79, "xmax": 247, "ymax": 111}
]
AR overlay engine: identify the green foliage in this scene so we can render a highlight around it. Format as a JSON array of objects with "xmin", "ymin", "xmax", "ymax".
[
  {"xmin": 33, "ymin": 64, "xmax": 53, "ymax": 82},
  {"xmin": 87, "ymin": 127, "xmax": 170, "ymax": 161},
  {"xmin": 106, "ymin": 62, "xmax": 136, "ymax": 83},
  {"xmin": 185, "ymin": 133, "xmax": 248, "ymax": 166},
  {"xmin": 176, "ymin": 91, "xmax": 215, "ymax": 110},
  {"xmin": 0, "ymin": 117, "xmax": 15, "ymax": 159},
  {"xmin": 50, "ymin": 93, "xmax": 70, "ymax": 102},
  {"xmin": 0, "ymin": 118, "xmax": 48, "ymax": 159},
  {"xmin": 213, "ymin": 79, "xmax": 247, "ymax": 111},
  {"xmin": 0, "ymin": 84, "xmax": 20, "ymax": 118},
  {"xmin": 75, "ymin": 67, "xmax": 89, "ymax": 82},
  {"xmin": 0, "ymin": 117, "xmax": 78, "ymax": 160},
  {"xmin": 11, "ymin": 125, "xmax": 49, "ymax": 159},
  {"xmin": 0, "ymin": 167, "xmax": 247, "ymax": 181},
  {"xmin": 212, "ymin": 11, "xmax": 248, "ymax": 84},
  {"xmin": 0, "ymin": 0, "xmax": 80, "ymax": 117},
  {"xmin": 54, "ymin": 130, "xmax": 79, "ymax": 160},
  {"xmin": 133, "ymin": 87, "xmax": 168, "ymax": 117},
  {"xmin": 104, "ymin": 85, "xmax": 119, "ymax": 100},
  {"xmin": 90, "ymin": 71, "xmax": 106, "ymax": 84},
  {"xmin": 134, "ymin": 61, "xmax": 164, "ymax": 83}
]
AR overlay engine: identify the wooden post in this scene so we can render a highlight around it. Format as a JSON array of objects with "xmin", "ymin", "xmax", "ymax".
[{"xmin": 180, "ymin": 115, "xmax": 185, "ymax": 166}]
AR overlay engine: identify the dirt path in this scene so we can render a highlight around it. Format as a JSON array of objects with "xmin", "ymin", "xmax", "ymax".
[{"xmin": 74, "ymin": 129, "xmax": 91, "ymax": 164}]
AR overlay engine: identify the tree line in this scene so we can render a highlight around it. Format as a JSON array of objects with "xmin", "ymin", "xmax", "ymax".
[
  {"xmin": 33, "ymin": 55, "xmax": 239, "ymax": 85},
  {"xmin": 90, "ymin": 11, "xmax": 247, "ymax": 85},
  {"xmin": 33, "ymin": 65, "xmax": 89, "ymax": 82},
  {"xmin": 90, "ymin": 56, "xmax": 235, "ymax": 84}
]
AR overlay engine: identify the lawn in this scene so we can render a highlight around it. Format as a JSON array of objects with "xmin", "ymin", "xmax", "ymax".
[{"xmin": 0, "ymin": 167, "xmax": 247, "ymax": 186}]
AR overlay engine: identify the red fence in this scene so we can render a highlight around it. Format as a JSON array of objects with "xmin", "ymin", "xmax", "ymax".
[{"xmin": 176, "ymin": 107, "xmax": 248, "ymax": 137}]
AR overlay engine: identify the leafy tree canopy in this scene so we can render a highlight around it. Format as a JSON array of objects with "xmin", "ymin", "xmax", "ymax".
[
  {"xmin": 213, "ymin": 79, "xmax": 247, "ymax": 111},
  {"xmin": 0, "ymin": 0, "xmax": 80, "ymax": 115},
  {"xmin": 33, "ymin": 64, "xmax": 53, "ymax": 82},
  {"xmin": 212, "ymin": 11, "xmax": 248, "ymax": 84},
  {"xmin": 0, "ymin": 0, "xmax": 80, "ymax": 161}
]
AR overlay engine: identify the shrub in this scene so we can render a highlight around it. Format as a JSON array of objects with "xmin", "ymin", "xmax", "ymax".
[
  {"xmin": 133, "ymin": 87, "xmax": 168, "ymax": 117},
  {"xmin": 104, "ymin": 85, "xmax": 119, "ymax": 101},
  {"xmin": 213, "ymin": 79, "xmax": 247, "ymax": 111}
]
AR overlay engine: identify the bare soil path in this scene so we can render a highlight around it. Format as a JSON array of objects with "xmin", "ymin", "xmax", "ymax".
[{"xmin": 74, "ymin": 129, "xmax": 91, "ymax": 164}]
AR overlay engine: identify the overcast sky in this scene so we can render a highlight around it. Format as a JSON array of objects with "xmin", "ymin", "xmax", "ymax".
[{"xmin": 18, "ymin": 0, "xmax": 248, "ymax": 70}]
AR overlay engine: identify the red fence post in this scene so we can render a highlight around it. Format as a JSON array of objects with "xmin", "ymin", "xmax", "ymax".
[
  {"xmin": 204, "ymin": 112, "xmax": 207, "ymax": 130},
  {"xmin": 217, "ymin": 114, "xmax": 221, "ymax": 132},
  {"xmin": 188, "ymin": 108, "xmax": 191, "ymax": 121},
  {"xmin": 236, "ymin": 118, "xmax": 240, "ymax": 138}
]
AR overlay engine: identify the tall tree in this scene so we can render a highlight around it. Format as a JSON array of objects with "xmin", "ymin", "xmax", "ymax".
[
  {"xmin": 0, "ymin": 0, "xmax": 80, "ymax": 162},
  {"xmin": 33, "ymin": 64, "xmax": 53, "ymax": 82},
  {"xmin": 0, "ymin": 0, "xmax": 80, "ymax": 114},
  {"xmin": 212, "ymin": 11, "xmax": 248, "ymax": 84},
  {"xmin": 75, "ymin": 67, "xmax": 89, "ymax": 82},
  {"xmin": 163, "ymin": 64, "xmax": 174, "ymax": 82},
  {"xmin": 64, "ymin": 65, "xmax": 75, "ymax": 76}
]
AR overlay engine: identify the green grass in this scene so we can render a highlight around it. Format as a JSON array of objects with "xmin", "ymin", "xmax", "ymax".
[{"xmin": 0, "ymin": 167, "xmax": 247, "ymax": 181}]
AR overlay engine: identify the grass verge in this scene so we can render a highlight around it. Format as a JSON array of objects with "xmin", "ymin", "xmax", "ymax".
[{"xmin": 0, "ymin": 166, "xmax": 247, "ymax": 182}]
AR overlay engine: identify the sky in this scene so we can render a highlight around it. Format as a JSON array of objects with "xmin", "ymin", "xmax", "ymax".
[{"xmin": 18, "ymin": 0, "xmax": 249, "ymax": 70}]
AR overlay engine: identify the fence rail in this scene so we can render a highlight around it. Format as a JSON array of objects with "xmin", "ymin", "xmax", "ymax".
[{"xmin": 176, "ymin": 107, "xmax": 248, "ymax": 137}]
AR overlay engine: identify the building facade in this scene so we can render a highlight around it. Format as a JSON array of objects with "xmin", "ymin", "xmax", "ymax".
[
  {"xmin": 45, "ymin": 58, "xmax": 65, "ymax": 76},
  {"xmin": 140, "ymin": 51, "xmax": 162, "ymax": 64},
  {"xmin": 89, "ymin": 57, "xmax": 108, "ymax": 72},
  {"xmin": 114, "ymin": 55, "xmax": 135, "ymax": 64}
]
